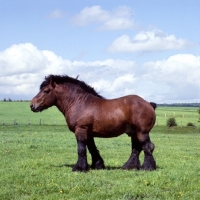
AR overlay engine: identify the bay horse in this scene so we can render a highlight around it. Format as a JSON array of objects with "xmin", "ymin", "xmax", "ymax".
[{"xmin": 30, "ymin": 75, "xmax": 157, "ymax": 172}]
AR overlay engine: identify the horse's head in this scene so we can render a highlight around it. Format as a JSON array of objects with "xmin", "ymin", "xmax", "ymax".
[{"xmin": 30, "ymin": 78, "xmax": 56, "ymax": 112}]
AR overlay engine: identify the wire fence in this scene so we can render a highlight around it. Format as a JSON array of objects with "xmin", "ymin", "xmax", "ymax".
[{"xmin": 0, "ymin": 118, "xmax": 66, "ymax": 126}]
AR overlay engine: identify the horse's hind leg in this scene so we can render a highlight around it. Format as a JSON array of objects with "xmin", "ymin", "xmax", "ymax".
[
  {"xmin": 122, "ymin": 134, "xmax": 142, "ymax": 170},
  {"xmin": 87, "ymin": 137, "xmax": 105, "ymax": 170},
  {"xmin": 138, "ymin": 133, "xmax": 156, "ymax": 170}
]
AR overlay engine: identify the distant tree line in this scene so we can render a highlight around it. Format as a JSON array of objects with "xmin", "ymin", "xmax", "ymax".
[
  {"xmin": 158, "ymin": 103, "xmax": 200, "ymax": 107},
  {"xmin": 1, "ymin": 98, "xmax": 30, "ymax": 102},
  {"xmin": 2, "ymin": 98, "xmax": 12, "ymax": 102}
]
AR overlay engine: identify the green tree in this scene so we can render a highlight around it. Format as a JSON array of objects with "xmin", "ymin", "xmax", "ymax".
[
  {"xmin": 197, "ymin": 107, "xmax": 200, "ymax": 122},
  {"xmin": 167, "ymin": 117, "xmax": 177, "ymax": 127}
]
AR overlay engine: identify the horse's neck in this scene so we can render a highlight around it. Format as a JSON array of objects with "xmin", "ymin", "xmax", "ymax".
[{"xmin": 54, "ymin": 85, "xmax": 86, "ymax": 115}]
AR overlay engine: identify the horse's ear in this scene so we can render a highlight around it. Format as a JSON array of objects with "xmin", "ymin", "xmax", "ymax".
[
  {"xmin": 76, "ymin": 75, "xmax": 79, "ymax": 79},
  {"xmin": 50, "ymin": 77, "xmax": 56, "ymax": 88}
]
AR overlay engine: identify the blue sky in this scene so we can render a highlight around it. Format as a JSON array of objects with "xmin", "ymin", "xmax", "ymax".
[{"xmin": 0, "ymin": 0, "xmax": 200, "ymax": 103}]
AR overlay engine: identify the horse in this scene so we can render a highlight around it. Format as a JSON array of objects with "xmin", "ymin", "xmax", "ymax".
[{"xmin": 30, "ymin": 74, "xmax": 157, "ymax": 172}]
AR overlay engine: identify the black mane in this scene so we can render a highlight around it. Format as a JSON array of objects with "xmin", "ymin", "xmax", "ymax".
[{"xmin": 40, "ymin": 74, "xmax": 104, "ymax": 99}]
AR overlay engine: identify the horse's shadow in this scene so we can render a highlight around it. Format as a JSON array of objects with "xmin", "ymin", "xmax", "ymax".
[
  {"xmin": 50, "ymin": 163, "xmax": 122, "ymax": 170},
  {"xmin": 50, "ymin": 163, "xmax": 74, "ymax": 168},
  {"xmin": 51, "ymin": 163, "xmax": 162, "ymax": 171}
]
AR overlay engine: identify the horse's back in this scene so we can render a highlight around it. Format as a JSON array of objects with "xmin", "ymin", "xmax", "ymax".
[
  {"xmin": 108, "ymin": 95, "xmax": 155, "ymax": 114},
  {"xmin": 98, "ymin": 94, "xmax": 156, "ymax": 120}
]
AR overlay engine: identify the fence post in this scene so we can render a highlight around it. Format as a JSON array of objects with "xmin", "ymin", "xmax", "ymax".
[{"xmin": 14, "ymin": 119, "xmax": 17, "ymax": 125}]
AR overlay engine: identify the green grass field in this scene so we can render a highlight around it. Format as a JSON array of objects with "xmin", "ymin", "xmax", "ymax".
[
  {"xmin": 1, "ymin": 102, "xmax": 200, "ymax": 199},
  {"xmin": 156, "ymin": 106, "xmax": 199, "ymax": 127}
]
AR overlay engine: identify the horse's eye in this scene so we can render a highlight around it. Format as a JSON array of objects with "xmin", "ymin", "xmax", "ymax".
[{"xmin": 44, "ymin": 89, "xmax": 50, "ymax": 94}]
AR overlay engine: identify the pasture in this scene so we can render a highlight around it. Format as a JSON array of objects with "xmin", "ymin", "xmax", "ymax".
[{"xmin": 1, "ymin": 102, "xmax": 200, "ymax": 199}]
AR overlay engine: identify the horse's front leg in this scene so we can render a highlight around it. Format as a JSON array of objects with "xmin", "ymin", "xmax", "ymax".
[
  {"xmin": 87, "ymin": 137, "xmax": 105, "ymax": 170},
  {"xmin": 72, "ymin": 128, "xmax": 89, "ymax": 172}
]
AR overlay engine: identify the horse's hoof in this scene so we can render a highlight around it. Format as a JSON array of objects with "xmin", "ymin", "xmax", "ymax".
[
  {"xmin": 141, "ymin": 165, "xmax": 156, "ymax": 171},
  {"xmin": 121, "ymin": 166, "xmax": 140, "ymax": 170},
  {"xmin": 72, "ymin": 165, "xmax": 89, "ymax": 172},
  {"xmin": 121, "ymin": 164, "xmax": 128, "ymax": 170},
  {"xmin": 141, "ymin": 156, "xmax": 156, "ymax": 170},
  {"xmin": 122, "ymin": 162, "xmax": 140, "ymax": 170},
  {"xmin": 91, "ymin": 160, "xmax": 105, "ymax": 170},
  {"xmin": 72, "ymin": 168, "xmax": 88, "ymax": 172}
]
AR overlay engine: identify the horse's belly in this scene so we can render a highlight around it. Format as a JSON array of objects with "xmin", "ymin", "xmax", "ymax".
[
  {"xmin": 91, "ymin": 113, "xmax": 130, "ymax": 137},
  {"xmin": 92, "ymin": 125, "xmax": 126, "ymax": 138},
  {"xmin": 92, "ymin": 131, "xmax": 123, "ymax": 138}
]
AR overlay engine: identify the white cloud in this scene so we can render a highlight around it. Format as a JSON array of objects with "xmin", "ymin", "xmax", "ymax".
[
  {"xmin": 144, "ymin": 54, "xmax": 200, "ymax": 84},
  {"xmin": 0, "ymin": 43, "xmax": 47, "ymax": 76},
  {"xmin": 1, "ymin": 43, "xmax": 200, "ymax": 103},
  {"xmin": 70, "ymin": 6, "xmax": 135, "ymax": 30},
  {"xmin": 107, "ymin": 30, "xmax": 192, "ymax": 53},
  {"xmin": 71, "ymin": 6, "xmax": 108, "ymax": 25},
  {"xmin": 0, "ymin": 43, "xmax": 137, "ymax": 99},
  {"xmin": 102, "ymin": 18, "xmax": 134, "ymax": 30},
  {"xmin": 92, "ymin": 74, "xmax": 137, "ymax": 98},
  {"xmin": 48, "ymin": 9, "xmax": 65, "ymax": 18},
  {"xmin": 143, "ymin": 54, "xmax": 200, "ymax": 102}
]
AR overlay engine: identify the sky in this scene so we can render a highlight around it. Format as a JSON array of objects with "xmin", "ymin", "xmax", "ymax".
[{"xmin": 0, "ymin": 0, "xmax": 200, "ymax": 103}]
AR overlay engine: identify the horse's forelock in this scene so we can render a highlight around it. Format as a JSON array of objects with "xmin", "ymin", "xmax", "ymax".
[{"xmin": 40, "ymin": 75, "xmax": 52, "ymax": 90}]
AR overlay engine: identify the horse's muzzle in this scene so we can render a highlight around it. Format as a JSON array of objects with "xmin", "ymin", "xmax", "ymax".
[{"xmin": 30, "ymin": 103, "xmax": 41, "ymax": 112}]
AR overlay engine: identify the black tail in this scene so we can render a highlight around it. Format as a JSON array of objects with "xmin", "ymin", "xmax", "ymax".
[{"xmin": 150, "ymin": 102, "xmax": 157, "ymax": 110}]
